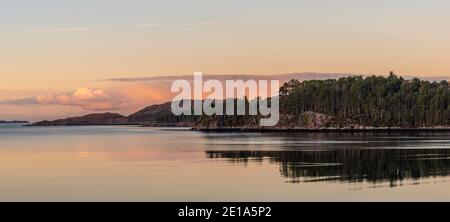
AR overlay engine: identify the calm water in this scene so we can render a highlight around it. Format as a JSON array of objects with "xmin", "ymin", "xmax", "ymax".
[{"xmin": 0, "ymin": 124, "xmax": 450, "ymax": 201}]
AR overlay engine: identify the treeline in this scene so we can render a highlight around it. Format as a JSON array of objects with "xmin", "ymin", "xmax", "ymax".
[{"xmin": 280, "ymin": 72, "xmax": 449, "ymax": 127}]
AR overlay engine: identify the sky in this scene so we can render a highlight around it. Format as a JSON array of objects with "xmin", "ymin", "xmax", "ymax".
[{"xmin": 1, "ymin": 0, "xmax": 450, "ymax": 121}]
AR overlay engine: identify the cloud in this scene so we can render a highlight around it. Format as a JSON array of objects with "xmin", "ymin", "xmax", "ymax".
[
  {"xmin": 0, "ymin": 85, "xmax": 173, "ymax": 115},
  {"xmin": 27, "ymin": 27, "xmax": 89, "ymax": 33},
  {"xmin": 1, "ymin": 87, "xmax": 123, "ymax": 111},
  {"xmin": 103, "ymin": 73, "xmax": 352, "ymax": 83},
  {"xmin": 103, "ymin": 72, "xmax": 450, "ymax": 83},
  {"xmin": 0, "ymin": 97, "xmax": 37, "ymax": 105},
  {"xmin": 96, "ymin": 73, "xmax": 351, "ymax": 104}
]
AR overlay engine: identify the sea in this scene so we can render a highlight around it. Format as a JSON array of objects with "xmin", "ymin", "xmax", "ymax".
[{"xmin": 0, "ymin": 123, "xmax": 449, "ymax": 201}]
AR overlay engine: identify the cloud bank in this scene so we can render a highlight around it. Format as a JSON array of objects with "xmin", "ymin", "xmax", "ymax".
[
  {"xmin": 1, "ymin": 87, "xmax": 123, "ymax": 111},
  {"xmin": 103, "ymin": 72, "xmax": 351, "ymax": 83}
]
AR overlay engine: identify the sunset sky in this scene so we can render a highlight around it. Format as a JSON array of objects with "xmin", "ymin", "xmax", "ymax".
[{"xmin": 1, "ymin": 0, "xmax": 450, "ymax": 121}]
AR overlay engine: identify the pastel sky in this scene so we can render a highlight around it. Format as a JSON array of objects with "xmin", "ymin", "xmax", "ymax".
[{"xmin": 1, "ymin": 0, "xmax": 450, "ymax": 121}]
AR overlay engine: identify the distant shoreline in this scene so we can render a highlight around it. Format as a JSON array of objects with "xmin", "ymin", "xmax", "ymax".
[
  {"xmin": 23, "ymin": 123, "xmax": 450, "ymax": 132},
  {"xmin": 0, "ymin": 121, "xmax": 29, "ymax": 124},
  {"xmin": 25, "ymin": 123, "xmax": 139, "ymax": 127}
]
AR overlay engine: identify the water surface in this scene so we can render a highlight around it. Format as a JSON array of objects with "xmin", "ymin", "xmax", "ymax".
[{"xmin": 0, "ymin": 124, "xmax": 449, "ymax": 201}]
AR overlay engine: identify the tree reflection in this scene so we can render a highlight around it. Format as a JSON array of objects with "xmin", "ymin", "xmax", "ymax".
[{"xmin": 206, "ymin": 149, "xmax": 450, "ymax": 186}]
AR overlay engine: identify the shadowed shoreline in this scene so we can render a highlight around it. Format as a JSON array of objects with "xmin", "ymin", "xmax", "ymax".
[{"xmin": 194, "ymin": 127, "xmax": 450, "ymax": 133}]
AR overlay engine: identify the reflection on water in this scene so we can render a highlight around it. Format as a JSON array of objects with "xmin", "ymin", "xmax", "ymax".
[
  {"xmin": 206, "ymin": 149, "xmax": 450, "ymax": 186},
  {"xmin": 0, "ymin": 124, "xmax": 450, "ymax": 201}
]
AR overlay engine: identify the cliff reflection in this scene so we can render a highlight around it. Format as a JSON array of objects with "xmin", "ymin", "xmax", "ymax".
[{"xmin": 206, "ymin": 149, "xmax": 450, "ymax": 186}]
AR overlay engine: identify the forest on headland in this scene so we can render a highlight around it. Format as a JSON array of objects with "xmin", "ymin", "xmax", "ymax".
[
  {"xmin": 31, "ymin": 73, "xmax": 449, "ymax": 130},
  {"xmin": 278, "ymin": 72, "xmax": 449, "ymax": 127},
  {"xmin": 194, "ymin": 72, "xmax": 449, "ymax": 129}
]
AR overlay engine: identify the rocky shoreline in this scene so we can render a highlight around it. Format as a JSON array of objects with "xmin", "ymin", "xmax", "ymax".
[{"xmin": 192, "ymin": 127, "xmax": 450, "ymax": 132}]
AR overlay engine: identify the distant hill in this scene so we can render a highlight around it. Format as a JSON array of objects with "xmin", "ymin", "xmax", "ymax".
[
  {"xmin": 0, "ymin": 120, "xmax": 29, "ymax": 124},
  {"xmin": 30, "ymin": 113, "xmax": 128, "ymax": 126},
  {"xmin": 30, "ymin": 102, "xmax": 196, "ymax": 127},
  {"xmin": 127, "ymin": 101, "xmax": 198, "ymax": 127}
]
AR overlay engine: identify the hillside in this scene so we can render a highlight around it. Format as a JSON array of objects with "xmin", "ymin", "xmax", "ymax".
[
  {"xmin": 127, "ymin": 101, "xmax": 198, "ymax": 126},
  {"xmin": 30, "ymin": 113, "xmax": 128, "ymax": 126},
  {"xmin": 30, "ymin": 102, "xmax": 197, "ymax": 127}
]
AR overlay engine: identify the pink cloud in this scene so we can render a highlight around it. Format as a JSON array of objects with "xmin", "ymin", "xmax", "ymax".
[
  {"xmin": 1, "ymin": 73, "xmax": 353, "ymax": 114},
  {"xmin": 1, "ymin": 87, "xmax": 124, "ymax": 111},
  {"xmin": 35, "ymin": 87, "xmax": 119, "ymax": 111}
]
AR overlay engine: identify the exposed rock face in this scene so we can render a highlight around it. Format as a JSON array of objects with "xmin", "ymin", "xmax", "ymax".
[
  {"xmin": 299, "ymin": 112, "xmax": 333, "ymax": 128},
  {"xmin": 30, "ymin": 113, "xmax": 127, "ymax": 126}
]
